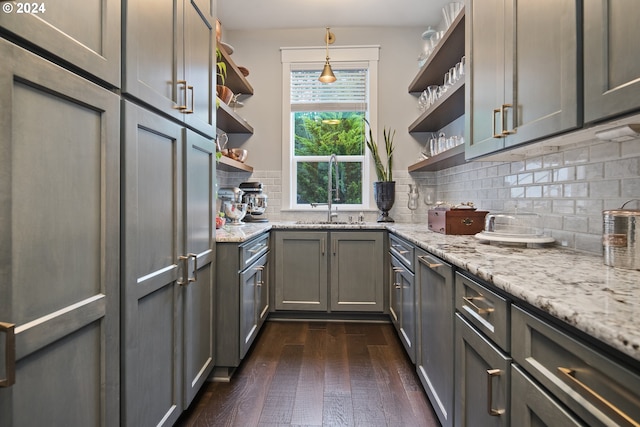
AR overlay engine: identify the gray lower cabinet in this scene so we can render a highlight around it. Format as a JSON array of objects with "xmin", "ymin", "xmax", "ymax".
[
  {"xmin": 584, "ymin": 0, "xmax": 640, "ymax": 123},
  {"xmin": 455, "ymin": 314, "xmax": 511, "ymax": 427},
  {"xmin": 330, "ymin": 231, "xmax": 384, "ymax": 312},
  {"xmin": 0, "ymin": 39, "xmax": 120, "ymax": 427},
  {"xmin": 214, "ymin": 232, "xmax": 270, "ymax": 379},
  {"xmin": 122, "ymin": 101, "xmax": 216, "ymax": 426},
  {"xmin": 389, "ymin": 252, "xmax": 415, "ymax": 361},
  {"xmin": 465, "ymin": 0, "xmax": 579, "ymax": 159},
  {"xmin": 416, "ymin": 249, "xmax": 454, "ymax": 427},
  {"xmin": 0, "ymin": 0, "xmax": 121, "ymax": 86},
  {"xmin": 454, "ymin": 272, "xmax": 511, "ymax": 427},
  {"xmin": 512, "ymin": 305, "xmax": 640, "ymax": 426},
  {"xmin": 511, "ymin": 364, "xmax": 585, "ymax": 427},
  {"xmin": 274, "ymin": 231, "xmax": 384, "ymax": 313}
]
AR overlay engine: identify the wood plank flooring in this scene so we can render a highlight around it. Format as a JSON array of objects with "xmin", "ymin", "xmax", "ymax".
[{"xmin": 176, "ymin": 321, "xmax": 440, "ymax": 427}]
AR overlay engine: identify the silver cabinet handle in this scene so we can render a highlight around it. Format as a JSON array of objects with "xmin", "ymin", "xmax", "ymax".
[
  {"xmin": 418, "ymin": 255, "xmax": 442, "ymax": 269},
  {"xmin": 391, "ymin": 244, "xmax": 409, "ymax": 254},
  {"xmin": 392, "ymin": 266, "xmax": 403, "ymax": 289},
  {"xmin": 0, "ymin": 322, "xmax": 16, "ymax": 388},
  {"xmin": 178, "ymin": 253, "xmax": 198, "ymax": 285},
  {"xmin": 463, "ymin": 296, "xmax": 495, "ymax": 314},
  {"xmin": 247, "ymin": 243, "xmax": 266, "ymax": 254},
  {"xmin": 255, "ymin": 265, "xmax": 265, "ymax": 287},
  {"xmin": 558, "ymin": 367, "xmax": 638, "ymax": 427},
  {"xmin": 486, "ymin": 369, "xmax": 504, "ymax": 416}
]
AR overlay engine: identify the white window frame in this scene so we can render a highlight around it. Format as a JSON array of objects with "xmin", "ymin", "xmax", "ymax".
[{"xmin": 281, "ymin": 45, "xmax": 380, "ymax": 211}]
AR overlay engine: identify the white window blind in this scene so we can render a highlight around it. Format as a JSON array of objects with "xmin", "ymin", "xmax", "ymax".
[{"xmin": 290, "ymin": 68, "xmax": 368, "ymax": 112}]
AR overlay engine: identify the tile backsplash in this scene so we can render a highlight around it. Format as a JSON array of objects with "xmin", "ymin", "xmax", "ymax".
[{"xmin": 217, "ymin": 135, "xmax": 640, "ymax": 255}]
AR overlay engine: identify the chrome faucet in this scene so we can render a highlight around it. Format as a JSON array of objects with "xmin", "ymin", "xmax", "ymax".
[
  {"xmin": 311, "ymin": 154, "xmax": 340, "ymax": 222},
  {"xmin": 327, "ymin": 153, "xmax": 340, "ymax": 222}
]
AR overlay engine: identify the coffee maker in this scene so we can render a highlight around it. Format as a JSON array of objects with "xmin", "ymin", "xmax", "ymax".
[{"xmin": 239, "ymin": 182, "xmax": 269, "ymax": 222}]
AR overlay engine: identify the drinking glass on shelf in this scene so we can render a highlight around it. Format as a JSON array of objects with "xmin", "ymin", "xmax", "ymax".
[
  {"xmin": 427, "ymin": 85, "xmax": 439, "ymax": 106},
  {"xmin": 455, "ymin": 56, "xmax": 466, "ymax": 77}
]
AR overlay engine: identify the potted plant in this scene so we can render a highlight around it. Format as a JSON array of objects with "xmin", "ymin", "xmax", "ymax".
[{"xmin": 365, "ymin": 119, "xmax": 396, "ymax": 222}]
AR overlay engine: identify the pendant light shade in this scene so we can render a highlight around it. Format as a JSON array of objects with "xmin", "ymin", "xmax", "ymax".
[{"xmin": 318, "ymin": 27, "xmax": 337, "ymax": 83}]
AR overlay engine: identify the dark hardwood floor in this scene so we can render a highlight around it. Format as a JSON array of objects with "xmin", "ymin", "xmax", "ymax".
[{"xmin": 176, "ymin": 320, "xmax": 440, "ymax": 427}]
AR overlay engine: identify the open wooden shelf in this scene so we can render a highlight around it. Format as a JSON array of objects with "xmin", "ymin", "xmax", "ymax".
[
  {"xmin": 217, "ymin": 155, "xmax": 254, "ymax": 172},
  {"xmin": 408, "ymin": 144, "xmax": 465, "ymax": 172},
  {"xmin": 408, "ymin": 77, "xmax": 464, "ymax": 133},
  {"xmin": 217, "ymin": 42, "xmax": 254, "ymax": 95},
  {"xmin": 217, "ymin": 98, "xmax": 254, "ymax": 133}
]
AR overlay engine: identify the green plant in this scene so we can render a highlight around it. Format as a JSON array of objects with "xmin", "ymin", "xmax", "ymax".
[
  {"xmin": 364, "ymin": 119, "xmax": 395, "ymax": 182},
  {"xmin": 216, "ymin": 47, "xmax": 227, "ymax": 111}
]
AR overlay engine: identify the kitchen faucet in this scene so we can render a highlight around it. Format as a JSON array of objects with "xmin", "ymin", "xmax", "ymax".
[{"xmin": 311, "ymin": 153, "xmax": 340, "ymax": 222}]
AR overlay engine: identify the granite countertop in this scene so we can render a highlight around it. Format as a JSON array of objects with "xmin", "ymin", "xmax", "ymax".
[{"xmin": 215, "ymin": 221, "xmax": 640, "ymax": 363}]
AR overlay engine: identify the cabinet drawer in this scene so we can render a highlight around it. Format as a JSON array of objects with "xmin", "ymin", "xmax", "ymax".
[
  {"xmin": 240, "ymin": 232, "xmax": 269, "ymax": 270},
  {"xmin": 511, "ymin": 364, "xmax": 585, "ymax": 427},
  {"xmin": 455, "ymin": 272, "xmax": 510, "ymax": 352},
  {"xmin": 512, "ymin": 305, "xmax": 640, "ymax": 427},
  {"xmin": 389, "ymin": 233, "xmax": 414, "ymax": 272}
]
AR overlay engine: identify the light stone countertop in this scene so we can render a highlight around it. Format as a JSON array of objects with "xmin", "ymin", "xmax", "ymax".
[{"xmin": 215, "ymin": 221, "xmax": 640, "ymax": 363}]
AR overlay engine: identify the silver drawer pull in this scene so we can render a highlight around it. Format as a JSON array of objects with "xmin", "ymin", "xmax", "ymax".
[
  {"xmin": 486, "ymin": 369, "xmax": 504, "ymax": 416},
  {"xmin": 0, "ymin": 322, "xmax": 16, "ymax": 388},
  {"xmin": 558, "ymin": 367, "xmax": 640, "ymax": 427},
  {"xmin": 463, "ymin": 296, "xmax": 495, "ymax": 314},
  {"xmin": 391, "ymin": 244, "xmax": 409, "ymax": 254},
  {"xmin": 247, "ymin": 243, "xmax": 266, "ymax": 254},
  {"xmin": 418, "ymin": 255, "xmax": 442, "ymax": 269}
]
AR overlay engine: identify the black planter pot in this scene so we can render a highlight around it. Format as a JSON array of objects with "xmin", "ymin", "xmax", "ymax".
[{"xmin": 373, "ymin": 181, "xmax": 395, "ymax": 222}]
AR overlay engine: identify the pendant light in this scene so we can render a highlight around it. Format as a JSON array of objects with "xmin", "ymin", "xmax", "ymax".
[{"xmin": 318, "ymin": 27, "xmax": 337, "ymax": 83}]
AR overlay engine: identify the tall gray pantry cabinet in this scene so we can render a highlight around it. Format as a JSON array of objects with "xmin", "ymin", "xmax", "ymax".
[
  {"xmin": 0, "ymin": 1, "xmax": 121, "ymax": 425},
  {"xmin": 1, "ymin": 0, "xmax": 219, "ymax": 425},
  {"xmin": 121, "ymin": 0, "xmax": 217, "ymax": 426}
]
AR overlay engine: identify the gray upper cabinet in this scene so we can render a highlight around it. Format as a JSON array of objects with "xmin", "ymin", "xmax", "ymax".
[
  {"xmin": 584, "ymin": 0, "xmax": 640, "ymax": 123},
  {"xmin": 121, "ymin": 101, "xmax": 216, "ymax": 426},
  {"xmin": 0, "ymin": 0, "xmax": 121, "ymax": 87},
  {"xmin": 0, "ymin": 39, "xmax": 120, "ymax": 426},
  {"xmin": 465, "ymin": 0, "xmax": 580, "ymax": 159},
  {"xmin": 123, "ymin": 0, "xmax": 216, "ymax": 137}
]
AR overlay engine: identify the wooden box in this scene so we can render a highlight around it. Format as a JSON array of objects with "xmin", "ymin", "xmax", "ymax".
[{"xmin": 428, "ymin": 209, "xmax": 489, "ymax": 235}]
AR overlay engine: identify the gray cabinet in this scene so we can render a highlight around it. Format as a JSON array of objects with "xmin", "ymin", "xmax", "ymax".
[
  {"xmin": 511, "ymin": 365, "xmax": 585, "ymax": 427},
  {"xmin": 274, "ymin": 231, "xmax": 328, "ymax": 311},
  {"xmin": 389, "ymin": 234, "xmax": 416, "ymax": 361},
  {"xmin": 512, "ymin": 305, "xmax": 640, "ymax": 426},
  {"xmin": 274, "ymin": 230, "xmax": 384, "ymax": 313},
  {"xmin": 330, "ymin": 232, "xmax": 384, "ymax": 312},
  {"xmin": 416, "ymin": 249, "xmax": 455, "ymax": 427},
  {"xmin": 584, "ymin": 0, "xmax": 640, "ymax": 123},
  {"xmin": 0, "ymin": 0, "xmax": 121, "ymax": 87},
  {"xmin": 121, "ymin": 101, "xmax": 216, "ymax": 426},
  {"xmin": 465, "ymin": 0, "xmax": 580, "ymax": 159},
  {"xmin": 123, "ymin": 0, "xmax": 216, "ymax": 136},
  {"xmin": 214, "ymin": 232, "xmax": 270, "ymax": 379},
  {"xmin": 454, "ymin": 273, "xmax": 511, "ymax": 427},
  {"xmin": 0, "ymin": 39, "xmax": 120, "ymax": 426}
]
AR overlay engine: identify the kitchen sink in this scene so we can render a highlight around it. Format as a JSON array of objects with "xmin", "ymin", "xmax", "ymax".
[{"xmin": 295, "ymin": 220, "xmax": 349, "ymax": 225}]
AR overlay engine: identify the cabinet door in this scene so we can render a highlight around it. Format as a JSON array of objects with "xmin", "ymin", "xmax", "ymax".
[
  {"xmin": 122, "ymin": 102, "xmax": 184, "ymax": 427},
  {"xmin": 511, "ymin": 365, "xmax": 585, "ymax": 427},
  {"xmin": 240, "ymin": 253, "xmax": 269, "ymax": 358},
  {"xmin": 506, "ymin": 0, "xmax": 580, "ymax": 147},
  {"xmin": 0, "ymin": 40, "xmax": 120, "ymax": 427},
  {"xmin": 416, "ymin": 251, "xmax": 454, "ymax": 427},
  {"xmin": 0, "ymin": 0, "xmax": 121, "ymax": 86},
  {"xmin": 455, "ymin": 314, "xmax": 511, "ymax": 427},
  {"xmin": 465, "ymin": 0, "xmax": 507, "ymax": 159},
  {"xmin": 123, "ymin": 0, "xmax": 184, "ymax": 123},
  {"xmin": 181, "ymin": 129, "xmax": 216, "ymax": 407},
  {"xmin": 330, "ymin": 232, "xmax": 384, "ymax": 312},
  {"xmin": 389, "ymin": 255, "xmax": 403, "ymax": 332},
  {"xmin": 584, "ymin": 0, "xmax": 640, "ymax": 122},
  {"xmin": 274, "ymin": 232, "xmax": 328, "ymax": 311},
  {"xmin": 390, "ymin": 254, "xmax": 415, "ymax": 361},
  {"xmin": 183, "ymin": 0, "xmax": 216, "ymax": 136}
]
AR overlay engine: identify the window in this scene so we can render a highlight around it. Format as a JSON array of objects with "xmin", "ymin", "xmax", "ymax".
[{"xmin": 281, "ymin": 46, "xmax": 379, "ymax": 210}]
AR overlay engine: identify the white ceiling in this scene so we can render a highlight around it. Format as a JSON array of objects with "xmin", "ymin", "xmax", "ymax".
[{"xmin": 217, "ymin": 0, "xmax": 452, "ymax": 31}]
